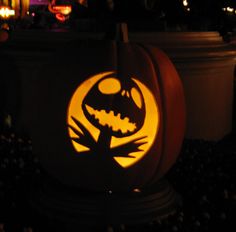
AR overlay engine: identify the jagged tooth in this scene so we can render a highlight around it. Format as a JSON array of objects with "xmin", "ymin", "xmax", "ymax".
[
  {"xmin": 124, "ymin": 117, "xmax": 129, "ymax": 122},
  {"xmin": 113, "ymin": 126, "xmax": 118, "ymax": 132},
  {"xmin": 85, "ymin": 105, "xmax": 138, "ymax": 133}
]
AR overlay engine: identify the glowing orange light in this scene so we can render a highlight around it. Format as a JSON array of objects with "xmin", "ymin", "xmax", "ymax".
[
  {"xmin": 48, "ymin": 0, "xmax": 72, "ymax": 16},
  {"xmin": 67, "ymin": 71, "xmax": 160, "ymax": 168},
  {"xmin": 48, "ymin": 0, "xmax": 72, "ymax": 22},
  {"xmin": 0, "ymin": 6, "xmax": 15, "ymax": 18},
  {"xmin": 55, "ymin": 13, "xmax": 67, "ymax": 22},
  {"xmin": 52, "ymin": 5, "xmax": 72, "ymax": 15}
]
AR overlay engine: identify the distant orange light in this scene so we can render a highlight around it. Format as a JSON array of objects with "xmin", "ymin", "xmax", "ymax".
[
  {"xmin": 48, "ymin": 0, "xmax": 72, "ymax": 16},
  {"xmin": 48, "ymin": 0, "xmax": 72, "ymax": 22},
  {"xmin": 78, "ymin": 0, "xmax": 88, "ymax": 7},
  {"xmin": 52, "ymin": 5, "xmax": 72, "ymax": 15},
  {"xmin": 0, "ymin": 6, "xmax": 15, "ymax": 18},
  {"xmin": 55, "ymin": 13, "xmax": 67, "ymax": 22}
]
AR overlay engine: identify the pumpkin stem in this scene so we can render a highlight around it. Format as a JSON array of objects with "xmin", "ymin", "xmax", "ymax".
[
  {"xmin": 115, "ymin": 23, "xmax": 129, "ymax": 43},
  {"xmin": 105, "ymin": 22, "xmax": 129, "ymax": 43}
]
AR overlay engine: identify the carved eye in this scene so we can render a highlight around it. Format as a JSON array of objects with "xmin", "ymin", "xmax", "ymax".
[
  {"xmin": 98, "ymin": 78, "xmax": 121, "ymax": 94},
  {"xmin": 131, "ymin": 87, "xmax": 142, "ymax": 109}
]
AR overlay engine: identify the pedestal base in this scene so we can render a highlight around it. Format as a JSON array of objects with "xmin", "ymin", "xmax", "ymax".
[{"xmin": 30, "ymin": 178, "xmax": 181, "ymax": 228}]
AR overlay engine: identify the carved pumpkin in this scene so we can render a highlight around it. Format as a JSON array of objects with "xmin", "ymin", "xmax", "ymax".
[
  {"xmin": 31, "ymin": 36, "xmax": 185, "ymax": 191},
  {"xmin": 67, "ymin": 71, "xmax": 159, "ymax": 168}
]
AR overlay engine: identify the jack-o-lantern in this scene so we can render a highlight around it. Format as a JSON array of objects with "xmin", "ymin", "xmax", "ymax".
[
  {"xmin": 67, "ymin": 71, "xmax": 159, "ymax": 168},
  {"xmin": 30, "ymin": 28, "xmax": 185, "ymax": 191}
]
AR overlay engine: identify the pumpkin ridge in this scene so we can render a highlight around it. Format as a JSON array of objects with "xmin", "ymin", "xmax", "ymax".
[
  {"xmin": 136, "ymin": 44, "xmax": 168, "ymax": 185},
  {"xmin": 138, "ymin": 45, "xmax": 185, "ymax": 184}
]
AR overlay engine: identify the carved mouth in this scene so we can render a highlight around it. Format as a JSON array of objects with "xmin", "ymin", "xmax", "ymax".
[{"xmin": 85, "ymin": 104, "xmax": 136, "ymax": 134}]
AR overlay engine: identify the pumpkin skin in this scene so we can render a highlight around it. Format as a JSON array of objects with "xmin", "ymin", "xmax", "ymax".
[{"xmin": 30, "ymin": 39, "xmax": 185, "ymax": 191}]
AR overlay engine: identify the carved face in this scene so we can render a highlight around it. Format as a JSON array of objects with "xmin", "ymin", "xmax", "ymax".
[
  {"xmin": 67, "ymin": 71, "xmax": 159, "ymax": 168},
  {"xmin": 82, "ymin": 76, "xmax": 146, "ymax": 137}
]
